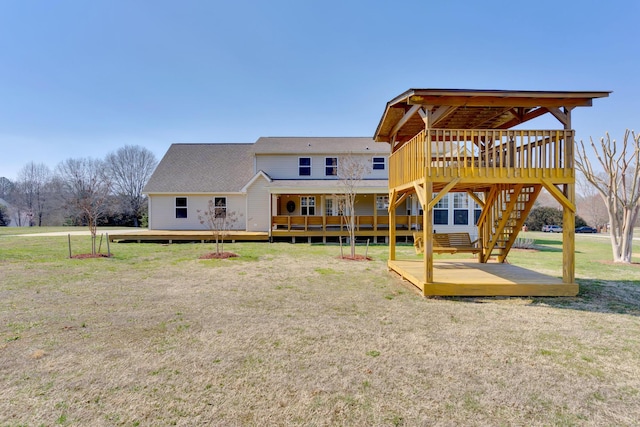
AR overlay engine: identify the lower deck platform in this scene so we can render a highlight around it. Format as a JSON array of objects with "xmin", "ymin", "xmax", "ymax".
[
  {"xmin": 108, "ymin": 230, "xmax": 270, "ymax": 243},
  {"xmin": 389, "ymin": 259, "xmax": 578, "ymax": 297}
]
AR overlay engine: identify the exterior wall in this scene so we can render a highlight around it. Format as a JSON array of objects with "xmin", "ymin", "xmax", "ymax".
[
  {"xmin": 148, "ymin": 194, "xmax": 246, "ymax": 230},
  {"xmin": 428, "ymin": 193, "xmax": 480, "ymax": 239},
  {"xmin": 256, "ymin": 154, "xmax": 388, "ymax": 180},
  {"xmin": 245, "ymin": 176, "xmax": 271, "ymax": 231},
  {"xmin": 273, "ymin": 193, "xmax": 405, "ymax": 216}
]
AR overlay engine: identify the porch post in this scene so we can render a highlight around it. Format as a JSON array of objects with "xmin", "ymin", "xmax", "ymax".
[{"xmin": 268, "ymin": 193, "xmax": 273, "ymax": 241}]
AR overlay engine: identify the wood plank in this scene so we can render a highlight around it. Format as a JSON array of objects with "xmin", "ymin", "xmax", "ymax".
[{"xmin": 388, "ymin": 259, "xmax": 578, "ymax": 297}]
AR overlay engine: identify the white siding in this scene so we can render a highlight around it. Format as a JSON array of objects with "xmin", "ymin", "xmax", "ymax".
[
  {"xmin": 256, "ymin": 154, "xmax": 388, "ymax": 180},
  {"xmin": 245, "ymin": 176, "xmax": 271, "ymax": 231},
  {"xmin": 148, "ymin": 194, "xmax": 246, "ymax": 230}
]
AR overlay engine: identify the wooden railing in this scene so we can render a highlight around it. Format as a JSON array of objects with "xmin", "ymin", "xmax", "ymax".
[
  {"xmin": 389, "ymin": 129, "xmax": 574, "ymax": 188},
  {"xmin": 272, "ymin": 215, "xmax": 423, "ymax": 232}
]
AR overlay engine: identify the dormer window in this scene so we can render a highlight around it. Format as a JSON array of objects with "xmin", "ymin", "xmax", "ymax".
[
  {"xmin": 325, "ymin": 157, "xmax": 337, "ymax": 176},
  {"xmin": 299, "ymin": 157, "xmax": 311, "ymax": 176}
]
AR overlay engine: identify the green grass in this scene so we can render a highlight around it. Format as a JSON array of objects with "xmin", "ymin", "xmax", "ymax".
[{"xmin": 1, "ymin": 228, "xmax": 639, "ymax": 425}]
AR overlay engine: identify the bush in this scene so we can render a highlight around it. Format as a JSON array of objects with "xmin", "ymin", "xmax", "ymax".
[
  {"xmin": 0, "ymin": 204, "xmax": 10, "ymax": 226},
  {"xmin": 525, "ymin": 206, "xmax": 587, "ymax": 231}
]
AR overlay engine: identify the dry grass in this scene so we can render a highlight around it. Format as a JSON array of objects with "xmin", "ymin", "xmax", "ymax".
[{"xmin": 1, "ymin": 235, "xmax": 640, "ymax": 426}]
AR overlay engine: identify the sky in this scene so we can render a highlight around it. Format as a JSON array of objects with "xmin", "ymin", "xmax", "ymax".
[{"xmin": 1, "ymin": 0, "xmax": 638, "ymax": 180}]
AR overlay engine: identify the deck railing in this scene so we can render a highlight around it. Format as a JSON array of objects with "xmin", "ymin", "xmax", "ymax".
[
  {"xmin": 272, "ymin": 214, "xmax": 423, "ymax": 232},
  {"xmin": 389, "ymin": 129, "xmax": 574, "ymax": 188}
]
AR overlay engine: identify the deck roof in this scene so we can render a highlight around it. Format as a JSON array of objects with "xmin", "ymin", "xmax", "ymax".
[{"xmin": 374, "ymin": 88, "xmax": 611, "ymax": 143}]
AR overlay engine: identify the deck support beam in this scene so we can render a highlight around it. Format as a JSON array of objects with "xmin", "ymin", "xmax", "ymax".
[
  {"xmin": 389, "ymin": 189, "xmax": 397, "ymax": 261},
  {"xmin": 423, "ymin": 181, "xmax": 433, "ymax": 293}
]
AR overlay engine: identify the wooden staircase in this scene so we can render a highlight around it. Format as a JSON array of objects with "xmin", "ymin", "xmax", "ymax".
[{"xmin": 477, "ymin": 184, "xmax": 541, "ymax": 262}]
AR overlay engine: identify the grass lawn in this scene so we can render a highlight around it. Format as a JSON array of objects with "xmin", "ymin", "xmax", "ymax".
[{"xmin": 1, "ymin": 228, "xmax": 639, "ymax": 426}]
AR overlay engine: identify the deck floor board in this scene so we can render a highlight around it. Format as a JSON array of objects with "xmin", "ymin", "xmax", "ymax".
[{"xmin": 389, "ymin": 259, "xmax": 577, "ymax": 296}]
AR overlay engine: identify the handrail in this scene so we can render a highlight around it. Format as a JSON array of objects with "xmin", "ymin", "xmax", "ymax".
[
  {"xmin": 389, "ymin": 129, "xmax": 574, "ymax": 188},
  {"xmin": 272, "ymin": 214, "xmax": 423, "ymax": 232}
]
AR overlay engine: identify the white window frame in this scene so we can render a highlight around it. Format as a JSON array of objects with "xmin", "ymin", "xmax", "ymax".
[
  {"xmin": 453, "ymin": 193, "xmax": 469, "ymax": 209},
  {"xmin": 376, "ymin": 195, "xmax": 389, "ymax": 210},
  {"xmin": 175, "ymin": 197, "xmax": 188, "ymax": 219},
  {"xmin": 213, "ymin": 196, "xmax": 227, "ymax": 218},
  {"xmin": 325, "ymin": 157, "xmax": 338, "ymax": 176},
  {"xmin": 300, "ymin": 196, "xmax": 315, "ymax": 215},
  {"xmin": 298, "ymin": 157, "xmax": 311, "ymax": 176},
  {"xmin": 372, "ymin": 156, "xmax": 385, "ymax": 170}
]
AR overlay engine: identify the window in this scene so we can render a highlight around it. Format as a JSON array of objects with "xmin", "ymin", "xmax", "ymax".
[
  {"xmin": 325, "ymin": 157, "xmax": 337, "ymax": 176},
  {"xmin": 214, "ymin": 197, "xmax": 226, "ymax": 218},
  {"xmin": 376, "ymin": 195, "xmax": 389, "ymax": 210},
  {"xmin": 299, "ymin": 157, "xmax": 311, "ymax": 176},
  {"xmin": 325, "ymin": 198, "xmax": 335, "ymax": 216},
  {"xmin": 372, "ymin": 157, "xmax": 385, "ymax": 170},
  {"xmin": 300, "ymin": 196, "xmax": 315, "ymax": 215},
  {"xmin": 453, "ymin": 193, "xmax": 469, "ymax": 225},
  {"xmin": 175, "ymin": 197, "xmax": 187, "ymax": 219},
  {"xmin": 434, "ymin": 210, "xmax": 448, "ymax": 225},
  {"xmin": 454, "ymin": 210, "xmax": 468, "ymax": 225},
  {"xmin": 433, "ymin": 193, "xmax": 448, "ymax": 225},
  {"xmin": 326, "ymin": 196, "xmax": 346, "ymax": 216},
  {"xmin": 474, "ymin": 209, "xmax": 482, "ymax": 225},
  {"xmin": 453, "ymin": 193, "xmax": 469, "ymax": 209},
  {"xmin": 473, "ymin": 193, "xmax": 483, "ymax": 225}
]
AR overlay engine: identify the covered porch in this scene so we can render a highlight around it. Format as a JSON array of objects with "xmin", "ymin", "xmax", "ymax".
[{"xmin": 267, "ymin": 179, "xmax": 419, "ymax": 243}]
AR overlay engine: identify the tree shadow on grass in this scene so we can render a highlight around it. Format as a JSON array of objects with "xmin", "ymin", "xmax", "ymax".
[
  {"xmin": 441, "ymin": 279, "xmax": 640, "ymax": 317},
  {"xmin": 527, "ymin": 279, "xmax": 640, "ymax": 316}
]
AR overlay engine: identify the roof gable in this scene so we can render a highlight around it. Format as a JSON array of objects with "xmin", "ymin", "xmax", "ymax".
[{"xmin": 144, "ymin": 143, "xmax": 254, "ymax": 193}]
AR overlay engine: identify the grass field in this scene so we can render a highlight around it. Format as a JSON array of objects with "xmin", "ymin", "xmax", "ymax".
[{"xmin": 1, "ymin": 228, "xmax": 639, "ymax": 426}]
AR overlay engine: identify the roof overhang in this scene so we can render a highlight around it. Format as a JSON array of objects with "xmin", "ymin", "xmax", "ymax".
[
  {"xmin": 267, "ymin": 179, "xmax": 388, "ymax": 195},
  {"xmin": 374, "ymin": 88, "xmax": 611, "ymax": 144}
]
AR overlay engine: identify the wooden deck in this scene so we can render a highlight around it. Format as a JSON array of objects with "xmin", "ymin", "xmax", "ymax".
[
  {"xmin": 108, "ymin": 230, "xmax": 269, "ymax": 243},
  {"xmin": 388, "ymin": 259, "xmax": 578, "ymax": 297}
]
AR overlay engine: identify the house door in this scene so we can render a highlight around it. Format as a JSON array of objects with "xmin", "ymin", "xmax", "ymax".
[
  {"xmin": 325, "ymin": 197, "xmax": 339, "ymax": 216},
  {"xmin": 325, "ymin": 196, "xmax": 348, "ymax": 216}
]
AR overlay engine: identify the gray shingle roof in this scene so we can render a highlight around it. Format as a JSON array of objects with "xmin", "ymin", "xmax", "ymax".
[
  {"xmin": 253, "ymin": 137, "xmax": 388, "ymax": 154},
  {"xmin": 143, "ymin": 143, "xmax": 255, "ymax": 193}
]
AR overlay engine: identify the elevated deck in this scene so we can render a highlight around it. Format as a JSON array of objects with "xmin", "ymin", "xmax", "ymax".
[
  {"xmin": 389, "ymin": 259, "xmax": 577, "ymax": 297},
  {"xmin": 390, "ymin": 129, "xmax": 574, "ymax": 192}
]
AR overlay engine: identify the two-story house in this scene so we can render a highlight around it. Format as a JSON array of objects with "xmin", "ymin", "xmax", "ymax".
[{"xmin": 143, "ymin": 136, "xmax": 482, "ymax": 242}]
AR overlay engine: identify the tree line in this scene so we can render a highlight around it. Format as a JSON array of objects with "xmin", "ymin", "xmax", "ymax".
[{"xmin": 0, "ymin": 145, "xmax": 158, "ymax": 229}]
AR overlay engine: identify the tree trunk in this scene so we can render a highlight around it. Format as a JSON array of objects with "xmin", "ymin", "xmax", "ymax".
[{"xmin": 350, "ymin": 213, "xmax": 356, "ymax": 258}]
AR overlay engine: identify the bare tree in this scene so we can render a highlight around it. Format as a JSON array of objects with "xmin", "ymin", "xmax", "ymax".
[
  {"xmin": 106, "ymin": 145, "xmax": 158, "ymax": 227},
  {"xmin": 575, "ymin": 130, "xmax": 640, "ymax": 263},
  {"xmin": 57, "ymin": 158, "xmax": 112, "ymax": 255},
  {"xmin": 337, "ymin": 155, "xmax": 371, "ymax": 258},
  {"xmin": 16, "ymin": 162, "xmax": 52, "ymax": 226},
  {"xmin": 576, "ymin": 171, "xmax": 608, "ymax": 229},
  {"xmin": 197, "ymin": 198, "xmax": 241, "ymax": 255}
]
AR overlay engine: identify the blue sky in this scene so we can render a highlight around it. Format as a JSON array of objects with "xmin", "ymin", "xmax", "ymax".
[{"xmin": 1, "ymin": 0, "xmax": 638, "ymax": 180}]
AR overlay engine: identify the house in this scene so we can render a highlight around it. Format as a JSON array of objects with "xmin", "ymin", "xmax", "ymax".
[{"xmin": 143, "ymin": 136, "xmax": 484, "ymax": 242}]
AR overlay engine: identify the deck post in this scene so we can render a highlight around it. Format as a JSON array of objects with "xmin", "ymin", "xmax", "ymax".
[
  {"xmin": 423, "ymin": 181, "xmax": 433, "ymax": 290},
  {"xmin": 562, "ymin": 114, "xmax": 575, "ymax": 285},
  {"xmin": 389, "ymin": 190, "xmax": 397, "ymax": 261}
]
